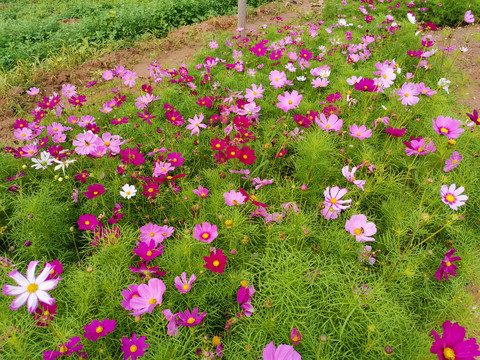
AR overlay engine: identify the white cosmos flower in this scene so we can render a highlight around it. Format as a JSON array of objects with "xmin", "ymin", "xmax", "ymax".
[
  {"xmin": 31, "ymin": 151, "xmax": 54, "ymax": 170},
  {"xmin": 120, "ymin": 184, "xmax": 137, "ymax": 199},
  {"xmin": 53, "ymin": 158, "xmax": 76, "ymax": 176},
  {"xmin": 438, "ymin": 78, "xmax": 451, "ymax": 94},
  {"xmin": 296, "ymin": 76, "xmax": 306, "ymax": 82}
]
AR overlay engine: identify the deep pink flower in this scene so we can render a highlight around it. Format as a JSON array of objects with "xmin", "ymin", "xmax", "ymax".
[
  {"xmin": 43, "ymin": 336, "xmax": 83, "ymax": 360},
  {"xmin": 167, "ymin": 152, "xmax": 184, "ymax": 167},
  {"xmin": 345, "ymin": 214, "xmax": 377, "ymax": 242},
  {"xmin": 430, "ymin": 320, "xmax": 480, "ymax": 359},
  {"xmin": 403, "ymin": 136, "xmax": 436, "ymax": 156},
  {"xmin": 83, "ymin": 318, "xmax": 116, "ymax": 341},
  {"xmin": 128, "ymin": 262, "xmax": 166, "ymax": 279},
  {"xmin": 77, "ymin": 214, "xmax": 99, "ymax": 231},
  {"xmin": 83, "ymin": 184, "xmax": 105, "ymax": 199},
  {"xmin": 385, "ymin": 127, "xmax": 406, "ymax": 137},
  {"xmin": 290, "ymin": 328, "xmax": 301, "ymax": 345},
  {"xmin": 177, "ymin": 307, "xmax": 206, "ymax": 327},
  {"xmin": 120, "ymin": 147, "xmax": 145, "ymax": 167},
  {"xmin": 466, "ymin": 109, "xmax": 479, "ymax": 125},
  {"xmin": 193, "ymin": 185, "xmax": 209, "ymax": 198},
  {"xmin": 121, "ymin": 284, "xmax": 139, "ymax": 311},
  {"xmin": 434, "ymin": 249, "xmax": 461, "ymax": 281},
  {"xmin": 444, "ymin": 151, "xmax": 462, "ymax": 172},
  {"xmin": 121, "ymin": 333, "xmax": 149, "ymax": 360},
  {"xmin": 203, "ymin": 248, "xmax": 227, "ymax": 274},
  {"xmin": 193, "ymin": 222, "xmax": 218, "ymax": 243},
  {"xmin": 133, "ymin": 240, "xmax": 164, "ymax": 264},
  {"xmin": 432, "ymin": 116, "xmax": 465, "ymax": 140},
  {"xmin": 354, "ymin": 78, "xmax": 378, "ymax": 92}
]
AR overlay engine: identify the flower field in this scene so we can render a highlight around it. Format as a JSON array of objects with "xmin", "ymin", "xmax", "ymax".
[{"xmin": 1, "ymin": 0, "xmax": 480, "ymax": 359}]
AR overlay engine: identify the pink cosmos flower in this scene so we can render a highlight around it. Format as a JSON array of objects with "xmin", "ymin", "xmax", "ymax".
[
  {"xmin": 224, "ymin": 190, "xmax": 246, "ymax": 206},
  {"xmin": 27, "ymin": 87, "xmax": 40, "ymax": 96},
  {"xmin": 186, "ymin": 113, "xmax": 207, "ymax": 137},
  {"xmin": 403, "ymin": 136, "xmax": 436, "ymax": 156},
  {"xmin": 139, "ymin": 223, "xmax": 164, "ymax": 246},
  {"xmin": 193, "ymin": 185, "xmax": 209, "ymax": 198},
  {"xmin": 193, "ymin": 222, "xmax": 218, "ymax": 243},
  {"xmin": 464, "ymin": 10, "xmax": 475, "ymax": 24},
  {"xmin": 162, "ymin": 309, "xmax": 179, "ymax": 337},
  {"xmin": 2, "ymin": 261, "xmax": 60, "ymax": 313},
  {"xmin": 174, "ymin": 272, "xmax": 196, "ymax": 294},
  {"xmin": 83, "ymin": 318, "xmax": 116, "ymax": 342},
  {"xmin": 77, "ymin": 214, "xmax": 99, "ymax": 231},
  {"xmin": 122, "ymin": 71, "xmax": 137, "ymax": 87},
  {"xmin": 167, "ymin": 152, "xmax": 184, "ymax": 167},
  {"xmin": 121, "ymin": 284, "xmax": 139, "ymax": 311},
  {"xmin": 276, "ymin": 90, "xmax": 303, "ymax": 113},
  {"xmin": 133, "ymin": 240, "xmax": 164, "ymax": 264},
  {"xmin": 324, "ymin": 186, "xmax": 352, "ymax": 212},
  {"xmin": 440, "ymin": 184, "xmax": 468, "ymax": 211},
  {"xmin": 262, "ymin": 342, "xmax": 301, "ymax": 360},
  {"xmin": 345, "ymin": 214, "xmax": 377, "ymax": 242},
  {"xmin": 430, "ymin": 321, "xmax": 480, "ymax": 360},
  {"xmin": 153, "ymin": 161, "xmax": 174, "ymax": 177},
  {"xmin": 43, "ymin": 336, "xmax": 83, "ymax": 360},
  {"xmin": 83, "ymin": 184, "xmax": 105, "ymax": 199},
  {"xmin": 315, "ymin": 113, "xmax": 343, "ymax": 133},
  {"xmin": 444, "ymin": 151, "xmax": 462, "ymax": 172},
  {"xmin": 121, "ymin": 333, "xmax": 149, "ymax": 360},
  {"xmin": 269, "ymin": 70, "xmax": 287, "ymax": 89},
  {"xmin": 177, "ymin": 307, "xmax": 206, "ymax": 327},
  {"xmin": 432, "ymin": 115, "xmax": 465, "ymax": 140},
  {"xmin": 349, "ymin": 124, "xmax": 372, "ymax": 140},
  {"xmin": 342, "ymin": 166, "xmax": 366, "ymax": 191},
  {"xmin": 73, "ymin": 131, "xmax": 102, "ymax": 156},
  {"xmin": 245, "ymin": 83, "xmax": 265, "ymax": 102},
  {"xmin": 129, "ymin": 278, "xmax": 166, "ymax": 316},
  {"xmin": 396, "ymin": 82, "xmax": 420, "ymax": 106},
  {"xmin": 434, "ymin": 248, "xmax": 461, "ymax": 281}
]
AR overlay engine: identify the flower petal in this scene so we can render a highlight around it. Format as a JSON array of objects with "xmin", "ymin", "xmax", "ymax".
[
  {"xmin": 10, "ymin": 292, "xmax": 29, "ymax": 311},
  {"xmin": 26, "ymin": 260, "xmax": 39, "ymax": 283}
]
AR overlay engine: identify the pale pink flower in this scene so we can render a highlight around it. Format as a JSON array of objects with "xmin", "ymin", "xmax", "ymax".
[
  {"xmin": 129, "ymin": 278, "xmax": 166, "ymax": 315},
  {"xmin": 342, "ymin": 166, "xmax": 366, "ymax": 191},
  {"xmin": 349, "ymin": 124, "xmax": 372, "ymax": 140},
  {"xmin": 223, "ymin": 190, "xmax": 246, "ymax": 206},
  {"xmin": 245, "ymin": 84, "xmax": 265, "ymax": 102},
  {"xmin": 440, "ymin": 184, "xmax": 468, "ymax": 211},
  {"xmin": 122, "ymin": 71, "xmax": 137, "ymax": 87},
  {"xmin": 73, "ymin": 131, "xmax": 102, "ymax": 156},
  {"xmin": 324, "ymin": 186, "xmax": 352, "ymax": 212},
  {"xmin": 186, "ymin": 113, "xmax": 207, "ymax": 137},
  {"xmin": 316, "ymin": 113, "xmax": 343, "ymax": 133},
  {"xmin": 396, "ymin": 82, "xmax": 420, "ymax": 106},
  {"xmin": 276, "ymin": 90, "xmax": 303, "ymax": 113},
  {"xmin": 464, "ymin": 10, "xmax": 475, "ymax": 24},
  {"xmin": 153, "ymin": 161, "xmax": 174, "ymax": 176},
  {"xmin": 345, "ymin": 214, "xmax": 377, "ymax": 242},
  {"xmin": 444, "ymin": 151, "xmax": 462, "ymax": 172},
  {"xmin": 269, "ymin": 70, "xmax": 287, "ymax": 89},
  {"xmin": 174, "ymin": 272, "xmax": 196, "ymax": 294},
  {"xmin": 193, "ymin": 185, "xmax": 209, "ymax": 198}
]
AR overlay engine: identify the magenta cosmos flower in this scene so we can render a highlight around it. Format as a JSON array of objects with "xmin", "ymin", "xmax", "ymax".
[
  {"xmin": 440, "ymin": 184, "xmax": 468, "ymax": 211},
  {"xmin": 290, "ymin": 328, "xmax": 301, "ymax": 345},
  {"xmin": 174, "ymin": 272, "xmax": 196, "ymax": 294},
  {"xmin": 121, "ymin": 333, "xmax": 149, "ymax": 360},
  {"xmin": 83, "ymin": 318, "xmax": 116, "ymax": 341},
  {"xmin": 43, "ymin": 336, "xmax": 83, "ymax": 360},
  {"xmin": 139, "ymin": 222, "xmax": 164, "ymax": 245},
  {"xmin": 434, "ymin": 248, "xmax": 461, "ymax": 281},
  {"xmin": 349, "ymin": 124, "xmax": 372, "ymax": 140},
  {"xmin": 83, "ymin": 184, "xmax": 105, "ymax": 199},
  {"xmin": 77, "ymin": 214, "xmax": 99, "ymax": 231},
  {"xmin": 193, "ymin": 185, "xmax": 209, "ymax": 198},
  {"xmin": 262, "ymin": 342, "xmax": 301, "ymax": 360},
  {"xmin": 129, "ymin": 278, "xmax": 166, "ymax": 316},
  {"xmin": 444, "ymin": 151, "xmax": 462, "ymax": 172},
  {"xmin": 276, "ymin": 90, "xmax": 303, "ymax": 113},
  {"xmin": 2, "ymin": 261, "xmax": 60, "ymax": 313},
  {"xmin": 133, "ymin": 240, "xmax": 164, "ymax": 264},
  {"xmin": 177, "ymin": 307, "xmax": 206, "ymax": 327},
  {"xmin": 430, "ymin": 320, "xmax": 480, "ymax": 360},
  {"xmin": 345, "ymin": 214, "xmax": 377, "ymax": 242},
  {"xmin": 315, "ymin": 113, "xmax": 343, "ymax": 133},
  {"xmin": 193, "ymin": 222, "xmax": 218, "ymax": 243},
  {"xmin": 403, "ymin": 136, "xmax": 436, "ymax": 156},
  {"xmin": 432, "ymin": 116, "xmax": 465, "ymax": 140}
]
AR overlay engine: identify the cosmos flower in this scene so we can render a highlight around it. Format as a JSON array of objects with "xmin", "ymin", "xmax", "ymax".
[
  {"xmin": 341, "ymin": 166, "xmax": 366, "ymax": 191},
  {"xmin": 262, "ymin": 342, "xmax": 301, "ymax": 360},
  {"xmin": 177, "ymin": 307, "xmax": 206, "ymax": 327},
  {"xmin": 174, "ymin": 272, "xmax": 197, "ymax": 294},
  {"xmin": 316, "ymin": 113, "xmax": 343, "ymax": 133},
  {"xmin": 464, "ymin": 10, "xmax": 475, "ymax": 24},
  {"xmin": 120, "ymin": 184, "xmax": 137, "ymax": 199},
  {"xmin": 203, "ymin": 248, "xmax": 227, "ymax": 274},
  {"xmin": 440, "ymin": 184, "xmax": 468, "ymax": 211},
  {"xmin": 430, "ymin": 321, "xmax": 480, "ymax": 359},
  {"xmin": 193, "ymin": 185, "xmax": 209, "ymax": 198},
  {"xmin": 193, "ymin": 222, "xmax": 218, "ymax": 243},
  {"xmin": 121, "ymin": 333, "xmax": 149, "ymax": 360},
  {"xmin": 83, "ymin": 318, "xmax": 116, "ymax": 342},
  {"xmin": 129, "ymin": 278, "xmax": 166, "ymax": 316},
  {"xmin": 434, "ymin": 249, "xmax": 461, "ymax": 281},
  {"xmin": 345, "ymin": 214, "xmax": 377, "ymax": 242},
  {"xmin": 290, "ymin": 328, "xmax": 301, "ymax": 345},
  {"xmin": 432, "ymin": 116, "xmax": 464, "ymax": 140},
  {"xmin": 43, "ymin": 336, "xmax": 83, "ymax": 360},
  {"xmin": 276, "ymin": 90, "xmax": 303, "ymax": 113},
  {"xmin": 223, "ymin": 190, "xmax": 247, "ymax": 206},
  {"xmin": 444, "ymin": 151, "xmax": 462, "ymax": 172},
  {"xmin": 2, "ymin": 261, "xmax": 60, "ymax": 313}
]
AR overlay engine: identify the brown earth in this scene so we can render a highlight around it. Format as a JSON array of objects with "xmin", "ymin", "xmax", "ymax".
[{"xmin": 0, "ymin": 0, "xmax": 318, "ymax": 145}]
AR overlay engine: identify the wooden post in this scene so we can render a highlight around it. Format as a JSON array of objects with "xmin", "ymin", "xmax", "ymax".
[{"xmin": 238, "ymin": 0, "xmax": 246, "ymax": 30}]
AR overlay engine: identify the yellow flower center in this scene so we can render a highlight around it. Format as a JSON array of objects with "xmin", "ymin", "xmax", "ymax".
[
  {"xmin": 93, "ymin": 191, "xmax": 98, "ymax": 195},
  {"xmin": 104, "ymin": 141, "xmax": 110, "ymax": 146},
  {"xmin": 27, "ymin": 283, "xmax": 38, "ymax": 293},
  {"xmin": 149, "ymin": 232, "xmax": 154, "ymax": 237},
  {"xmin": 201, "ymin": 193, "xmax": 206, "ymax": 196},
  {"xmin": 146, "ymin": 250, "xmax": 152, "ymax": 256},
  {"xmin": 85, "ymin": 221, "xmax": 90, "ymax": 225},
  {"xmin": 202, "ymin": 233, "xmax": 210, "ymax": 239},
  {"xmin": 59, "ymin": 345, "xmax": 68, "ymax": 353},
  {"xmin": 230, "ymin": 151, "xmax": 236, "ymax": 156},
  {"xmin": 446, "ymin": 261, "xmax": 452, "ymax": 267},
  {"xmin": 187, "ymin": 317, "xmax": 195, "ymax": 324},
  {"xmin": 243, "ymin": 155, "xmax": 248, "ymax": 159},
  {"xmin": 405, "ymin": 93, "xmax": 409, "ymax": 97},
  {"xmin": 182, "ymin": 284, "xmax": 190, "ymax": 290},
  {"xmin": 275, "ymin": 78, "xmax": 279, "ymax": 81},
  {"xmin": 292, "ymin": 334, "xmax": 299, "ymax": 342},
  {"xmin": 443, "ymin": 347, "xmax": 455, "ymax": 360},
  {"xmin": 130, "ymin": 345, "xmax": 138, "ymax": 353},
  {"xmin": 383, "ymin": 75, "xmax": 387, "ymax": 79},
  {"xmin": 148, "ymin": 188, "xmax": 154, "ymax": 193},
  {"xmin": 96, "ymin": 326, "xmax": 103, "ymax": 334},
  {"xmin": 440, "ymin": 127, "xmax": 449, "ymax": 134},
  {"xmin": 418, "ymin": 147, "xmax": 424, "ymax": 152},
  {"xmin": 213, "ymin": 260, "xmax": 220, "ymax": 267},
  {"xmin": 148, "ymin": 298, "xmax": 157, "ymax": 305},
  {"xmin": 452, "ymin": 160, "xmax": 458, "ymax": 164},
  {"xmin": 354, "ymin": 228, "xmax": 362, "ymax": 235},
  {"xmin": 212, "ymin": 336, "xmax": 221, "ymax": 346},
  {"xmin": 445, "ymin": 194, "xmax": 455, "ymax": 203},
  {"xmin": 241, "ymin": 280, "xmax": 249, "ymax": 287},
  {"xmin": 326, "ymin": 124, "xmax": 331, "ymax": 128},
  {"xmin": 288, "ymin": 100, "xmax": 293, "ymax": 104},
  {"xmin": 330, "ymin": 198, "xmax": 337, "ymax": 204},
  {"xmin": 357, "ymin": 132, "xmax": 361, "ymax": 136},
  {"xmin": 232, "ymin": 200, "xmax": 237, "ymax": 204}
]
